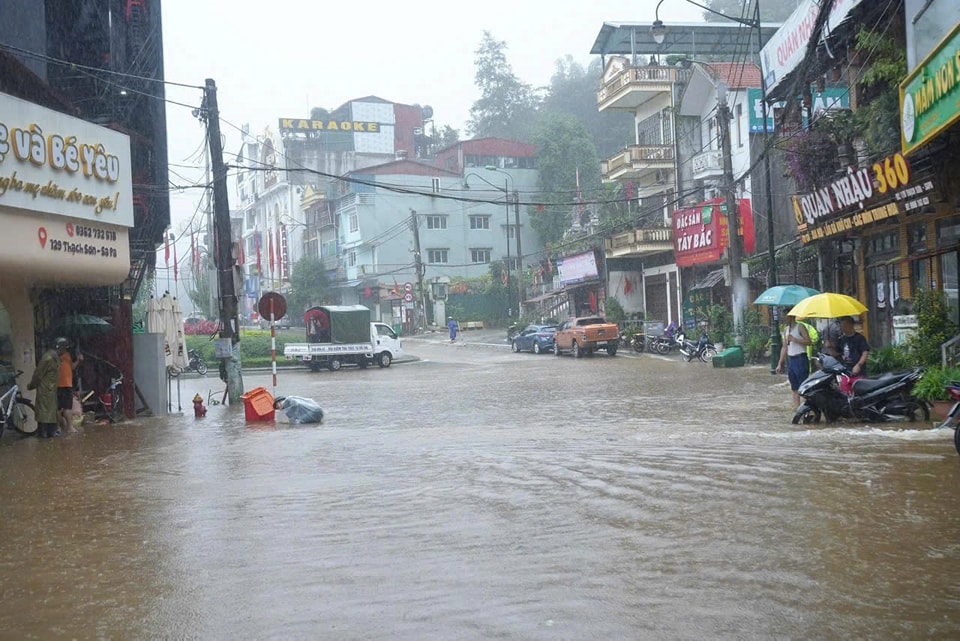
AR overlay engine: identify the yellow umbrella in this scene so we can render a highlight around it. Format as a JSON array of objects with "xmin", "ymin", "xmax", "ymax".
[{"xmin": 787, "ymin": 293, "xmax": 867, "ymax": 319}]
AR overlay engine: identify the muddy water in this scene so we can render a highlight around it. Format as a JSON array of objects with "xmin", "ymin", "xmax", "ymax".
[{"xmin": 2, "ymin": 342, "xmax": 959, "ymax": 639}]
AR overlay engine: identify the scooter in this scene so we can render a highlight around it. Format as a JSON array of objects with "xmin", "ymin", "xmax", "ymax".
[
  {"xmin": 792, "ymin": 354, "xmax": 928, "ymax": 424},
  {"xmin": 679, "ymin": 330, "xmax": 717, "ymax": 363},
  {"xmin": 619, "ymin": 330, "xmax": 646, "ymax": 353},
  {"xmin": 938, "ymin": 381, "xmax": 960, "ymax": 455},
  {"xmin": 168, "ymin": 349, "xmax": 208, "ymax": 377},
  {"xmin": 651, "ymin": 324, "xmax": 682, "ymax": 354}
]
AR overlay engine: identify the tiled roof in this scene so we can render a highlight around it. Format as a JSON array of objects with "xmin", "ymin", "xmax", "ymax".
[{"xmin": 706, "ymin": 62, "xmax": 762, "ymax": 89}]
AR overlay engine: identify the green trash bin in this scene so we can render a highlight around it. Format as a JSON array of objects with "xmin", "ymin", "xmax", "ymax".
[
  {"xmin": 713, "ymin": 346, "xmax": 745, "ymax": 368},
  {"xmin": 393, "ymin": 323, "xmax": 403, "ymax": 336}
]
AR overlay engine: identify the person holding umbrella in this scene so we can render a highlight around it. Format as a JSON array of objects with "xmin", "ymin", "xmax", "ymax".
[
  {"xmin": 776, "ymin": 313, "xmax": 811, "ymax": 409},
  {"xmin": 56, "ymin": 337, "xmax": 81, "ymax": 433}
]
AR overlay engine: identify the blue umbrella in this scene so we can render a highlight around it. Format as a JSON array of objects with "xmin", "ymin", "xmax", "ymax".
[{"xmin": 753, "ymin": 285, "xmax": 820, "ymax": 307}]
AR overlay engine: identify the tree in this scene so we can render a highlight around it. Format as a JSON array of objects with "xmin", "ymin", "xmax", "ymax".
[
  {"xmin": 541, "ymin": 57, "xmax": 634, "ymax": 159},
  {"xmin": 187, "ymin": 253, "xmax": 214, "ymax": 319},
  {"xmin": 702, "ymin": 0, "xmax": 799, "ymax": 22},
  {"xmin": 529, "ymin": 113, "xmax": 601, "ymax": 247},
  {"xmin": 286, "ymin": 256, "xmax": 329, "ymax": 320},
  {"xmin": 467, "ymin": 32, "xmax": 539, "ymax": 141},
  {"xmin": 437, "ymin": 125, "xmax": 460, "ymax": 148}
]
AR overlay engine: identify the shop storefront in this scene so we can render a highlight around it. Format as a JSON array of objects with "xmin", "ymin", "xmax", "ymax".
[
  {"xmin": 673, "ymin": 197, "xmax": 755, "ymax": 325},
  {"xmin": 0, "ymin": 91, "xmax": 132, "ymax": 427}
]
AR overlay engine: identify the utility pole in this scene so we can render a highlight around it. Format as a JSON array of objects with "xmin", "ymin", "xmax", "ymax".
[
  {"xmin": 203, "ymin": 78, "xmax": 243, "ymax": 403},
  {"xmin": 513, "ymin": 191, "xmax": 523, "ymax": 317},
  {"xmin": 718, "ymin": 83, "xmax": 744, "ymax": 342},
  {"xmin": 502, "ymin": 179, "xmax": 512, "ymax": 318},
  {"xmin": 410, "ymin": 209, "xmax": 427, "ymax": 329}
]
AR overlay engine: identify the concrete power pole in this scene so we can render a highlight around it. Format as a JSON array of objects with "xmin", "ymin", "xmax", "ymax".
[
  {"xmin": 718, "ymin": 84, "xmax": 745, "ymax": 341},
  {"xmin": 410, "ymin": 209, "xmax": 427, "ymax": 329},
  {"xmin": 204, "ymin": 78, "xmax": 244, "ymax": 403},
  {"xmin": 514, "ymin": 191, "xmax": 523, "ymax": 317}
]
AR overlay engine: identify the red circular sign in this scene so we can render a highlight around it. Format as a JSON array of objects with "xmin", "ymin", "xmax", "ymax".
[{"xmin": 258, "ymin": 292, "xmax": 287, "ymax": 321}]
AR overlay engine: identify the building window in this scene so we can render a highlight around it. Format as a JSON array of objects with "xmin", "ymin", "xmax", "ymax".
[
  {"xmin": 506, "ymin": 225, "xmax": 515, "ymax": 239},
  {"xmin": 431, "ymin": 177, "xmax": 440, "ymax": 193},
  {"xmin": 470, "ymin": 215, "xmax": 490, "ymax": 230},
  {"xmin": 470, "ymin": 248, "xmax": 492, "ymax": 264},
  {"xmin": 425, "ymin": 215, "xmax": 447, "ymax": 230},
  {"xmin": 506, "ymin": 257, "xmax": 521, "ymax": 271},
  {"xmin": 661, "ymin": 108, "xmax": 673, "ymax": 145},
  {"xmin": 348, "ymin": 250, "xmax": 356, "ymax": 267},
  {"xmin": 427, "ymin": 249, "xmax": 448, "ymax": 264},
  {"xmin": 349, "ymin": 212, "xmax": 359, "ymax": 233},
  {"xmin": 735, "ymin": 104, "xmax": 743, "ymax": 147}
]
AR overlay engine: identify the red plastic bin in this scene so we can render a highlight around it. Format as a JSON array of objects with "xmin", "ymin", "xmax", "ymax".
[{"xmin": 241, "ymin": 387, "xmax": 275, "ymax": 422}]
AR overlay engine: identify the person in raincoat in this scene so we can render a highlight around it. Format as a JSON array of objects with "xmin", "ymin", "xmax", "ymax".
[
  {"xmin": 28, "ymin": 338, "xmax": 61, "ymax": 438},
  {"xmin": 448, "ymin": 317, "xmax": 459, "ymax": 343}
]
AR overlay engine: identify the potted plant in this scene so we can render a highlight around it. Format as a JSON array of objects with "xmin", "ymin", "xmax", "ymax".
[{"xmin": 912, "ymin": 366, "xmax": 960, "ymax": 420}]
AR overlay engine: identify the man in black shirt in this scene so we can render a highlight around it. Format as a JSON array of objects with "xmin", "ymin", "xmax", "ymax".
[{"xmin": 835, "ymin": 316, "xmax": 870, "ymax": 376}]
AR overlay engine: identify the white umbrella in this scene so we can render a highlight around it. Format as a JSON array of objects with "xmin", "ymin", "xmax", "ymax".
[
  {"xmin": 170, "ymin": 297, "xmax": 189, "ymax": 371},
  {"xmin": 159, "ymin": 293, "xmax": 176, "ymax": 368},
  {"xmin": 146, "ymin": 297, "xmax": 164, "ymax": 334}
]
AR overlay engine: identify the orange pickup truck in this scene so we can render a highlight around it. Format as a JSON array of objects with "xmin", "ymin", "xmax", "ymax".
[{"xmin": 553, "ymin": 316, "xmax": 620, "ymax": 357}]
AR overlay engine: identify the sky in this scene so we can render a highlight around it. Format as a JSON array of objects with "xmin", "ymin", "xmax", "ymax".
[{"xmin": 155, "ymin": 0, "xmax": 704, "ymax": 294}]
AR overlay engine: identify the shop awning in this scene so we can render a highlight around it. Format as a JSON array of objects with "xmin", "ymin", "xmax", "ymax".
[{"xmin": 690, "ymin": 269, "xmax": 725, "ymax": 290}]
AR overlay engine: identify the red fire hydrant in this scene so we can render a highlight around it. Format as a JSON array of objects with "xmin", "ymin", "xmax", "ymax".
[{"xmin": 193, "ymin": 393, "xmax": 207, "ymax": 417}]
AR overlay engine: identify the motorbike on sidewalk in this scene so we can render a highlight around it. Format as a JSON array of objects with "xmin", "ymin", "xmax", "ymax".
[
  {"xmin": 169, "ymin": 349, "xmax": 208, "ymax": 377},
  {"xmin": 650, "ymin": 323, "xmax": 682, "ymax": 354},
  {"xmin": 792, "ymin": 354, "xmax": 928, "ymax": 424},
  {"xmin": 679, "ymin": 330, "xmax": 717, "ymax": 363},
  {"xmin": 619, "ymin": 330, "xmax": 646, "ymax": 353},
  {"xmin": 938, "ymin": 380, "xmax": 960, "ymax": 455}
]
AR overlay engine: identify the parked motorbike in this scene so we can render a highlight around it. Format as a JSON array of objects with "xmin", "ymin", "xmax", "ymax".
[
  {"xmin": 169, "ymin": 349, "xmax": 208, "ymax": 377},
  {"xmin": 679, "ymin": 330, "xmax": 717, "ymax": 363},
  {"xmin": 619, "ymin": 330, "xmax": 646, "ymax": 353},
  {"xmin": 651, "ymin": 333, "xmax": 681, "ymax": 354},
  {"xmin": 938, "ymin": 380, "xmax": 960, "ymax": 455},
  {"xmin": 792, "ymin": 354, "xmax": 928, "ymax": 424}
]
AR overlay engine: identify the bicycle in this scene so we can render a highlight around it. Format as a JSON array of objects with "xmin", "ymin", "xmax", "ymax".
[
  {"xmin": 97, "ymin": 374, "xmax": 124, "ymax": 423},
  {"xmin": 0, "ymin": 370, "xmax": 35, "ymax": 438}
]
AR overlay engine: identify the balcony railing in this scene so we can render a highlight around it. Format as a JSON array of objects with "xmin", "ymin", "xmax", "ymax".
[
  {"xmin": 601, "ymin": 145, "xmax": 675, "ymax": 181},
  {"xmin": 691, "ymin": 149, "xmax": 724, "ymax": 181},
  {"xmin": 598, "ymin": 65, "xmax": 690, "ymax": 111},
  {"xmin": 605, "ymin": 226, "xmax": 674, "ymax": 258}
]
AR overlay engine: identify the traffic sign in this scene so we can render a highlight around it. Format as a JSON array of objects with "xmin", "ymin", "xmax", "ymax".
[
  {"xmin": 403, "ymin": 292, "xmax": 414, "ymax": 303},
  {"xmin": 403, "ymin": 282, "xmax": 413, "ymax": 293},
  {"xmin": 258, "ymin": 291, "xmax": 288, "ymax": 321}
]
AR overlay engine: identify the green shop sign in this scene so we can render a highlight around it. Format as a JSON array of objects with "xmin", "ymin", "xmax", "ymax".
[{"xmin": 901, "ymin": 22, "xmax": 960, "ymax": 155}]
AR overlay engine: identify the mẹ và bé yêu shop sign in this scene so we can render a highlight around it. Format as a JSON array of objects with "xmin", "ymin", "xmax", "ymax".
[
  {"xmin": 900, "ymin": 22, "xmax": 960, "ymax": 155},
  {"xmin": 0, "ymin": 92, "xmax": 133, "ymax": 227},
  {"xmin": 279, "ymin": 118, "xmax": 381, "ymax": 134}
]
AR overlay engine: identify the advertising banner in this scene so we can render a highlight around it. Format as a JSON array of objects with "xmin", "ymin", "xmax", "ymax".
[
  {"xmin": 0, "ymin": 91, "xmax": 133, "ymax": 227},
  {"xmin": 557, "ymin": 251, "xmax": 600, "ymax": 287},
  {"xmin": 900, "ymin": 22, "xmax": 960, "ymax": 155},
  {"xmin": 672, "ymin": 198, "xmax": 755, "ymax": 268},
  {"xmin": 748, "ymin": 87, "xmax": 850, "ymax": 133}
]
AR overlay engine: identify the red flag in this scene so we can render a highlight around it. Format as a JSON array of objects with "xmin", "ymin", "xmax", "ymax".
[
  {"xmin": 164, "ymin": 235, "xmax": 170, "ymax": 266},
  {"xmin": 276, "ymin": 228, "xmax": 283, "ymax": 278},
  {"xmin": 256, "ymin": 233, "xmax": 262, "ymax": 273},
  {"xmin": 268, "ymin": 232, "xmax": 275, "ymax": 273},
  {"xmin": 173, "ymin": 241, "xmax": 179, "ymax": 283},
  {"xmin": 238, "ymin": 237, "xmax": 245, "ymax": 265},
  {"xmin": 624, "ymin": 277, "xmax": 634, "ymax": 295}
]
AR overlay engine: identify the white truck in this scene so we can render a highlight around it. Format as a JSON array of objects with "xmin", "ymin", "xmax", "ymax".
[{"xmin": 283, "ymin": 305, "xmax": 403, "ymax": 372}]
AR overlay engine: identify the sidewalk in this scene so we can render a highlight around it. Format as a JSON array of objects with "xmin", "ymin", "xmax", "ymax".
[{"xmin": 401, "ymin": 327, "xmax": 510, "ymax": 349}]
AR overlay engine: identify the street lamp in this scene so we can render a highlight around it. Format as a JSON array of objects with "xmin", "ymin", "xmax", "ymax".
[
  {"xmin": 652, "ymin": 0, "xmax": 781, "ymax": 371},
  {"xmin": 464, "ymin": 170, "xmax": 516, "ymax": 318},
  {"xmin": 485, "ymin": 165, "xmax": 524, "ymax": 318}
]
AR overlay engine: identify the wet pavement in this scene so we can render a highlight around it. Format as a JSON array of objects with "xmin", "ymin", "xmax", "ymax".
[{"xmin": 2, "ymin": 335, "xmax": 960, "ymax": 639}]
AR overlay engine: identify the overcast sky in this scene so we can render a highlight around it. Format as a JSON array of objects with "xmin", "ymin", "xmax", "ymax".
[{"xmin": 155, "ymin": 0, "xmax": 703, "ymax": 290}]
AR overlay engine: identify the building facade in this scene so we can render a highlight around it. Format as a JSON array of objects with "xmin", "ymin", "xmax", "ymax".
[{"xmin": 0, "ymin": 0, "xmax": 169, "ymax": 421}]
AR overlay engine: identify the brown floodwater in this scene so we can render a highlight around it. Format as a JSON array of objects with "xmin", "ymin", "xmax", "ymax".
[{"xmin": 2, "ymin": 339, "xmax": 959, "ymax": 639}]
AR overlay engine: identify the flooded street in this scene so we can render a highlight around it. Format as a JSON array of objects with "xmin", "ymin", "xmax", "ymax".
[{"xmin": 2, "ymin": 338, "xmax": 960, "ymax": 639}]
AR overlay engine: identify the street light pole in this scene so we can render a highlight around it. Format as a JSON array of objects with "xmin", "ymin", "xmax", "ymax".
[{"xmin": 486, "ymin": 166, "xmax": 521, "ymax": 318}]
